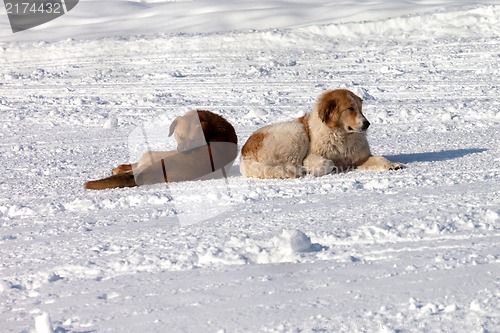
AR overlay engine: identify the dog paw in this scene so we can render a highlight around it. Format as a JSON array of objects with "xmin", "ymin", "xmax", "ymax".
[
  {"xmin": 112, "ymin": 164, "xmax": 132, "ymax": 175},
  {"xmin": 303, "ymin": 154, "xmax": 335, "ymax": 177},
  {"xmin": 297, "ymin": 166, "xmax": 308, "ymax": 177},
  {"xmin": 389, "ymin": 162, "xmax": 404, "ymax": 170},
  {"xmin": 322, "ymin": 159, "xmax": 336, "ymax": 175}
]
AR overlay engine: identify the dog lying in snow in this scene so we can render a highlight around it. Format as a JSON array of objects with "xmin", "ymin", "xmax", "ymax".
[
  {"xmin": 240, "ymin": 89, "xmax": 402, "ymax": 179},
  {"xmin": 84, "ymin": 110, "xmax": 238, "ymax": 190}
]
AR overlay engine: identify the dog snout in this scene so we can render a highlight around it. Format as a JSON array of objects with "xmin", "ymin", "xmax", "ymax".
[{"xmin": 362, "ymin": 120, "xmax": 370, "ymax": 131}]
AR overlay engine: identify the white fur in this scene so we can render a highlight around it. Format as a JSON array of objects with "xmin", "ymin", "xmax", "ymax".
[
  {"xmin": 302, "ymin": 154, "xmax": 334, "ymax": 177},
  {"xmin": 306, "ymin": 110, "xmax": 371, "ymax": 171},
  {"xmin": 240, "ymin": 90, "xmax": 402, "ymax": 179},
  {"xmin": 240, "ymin": 120, "xmax": 309, "ymax": 179}
]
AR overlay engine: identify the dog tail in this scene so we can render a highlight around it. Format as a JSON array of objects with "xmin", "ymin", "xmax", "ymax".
[{"xmin": 84, "ymin": 173, "xmax": 137, "ymax": 190}]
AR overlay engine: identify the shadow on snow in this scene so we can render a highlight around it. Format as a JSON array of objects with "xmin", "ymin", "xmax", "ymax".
[{"xmin": 385, "ymin": 148, "xmax": 487, "ymax": 164}]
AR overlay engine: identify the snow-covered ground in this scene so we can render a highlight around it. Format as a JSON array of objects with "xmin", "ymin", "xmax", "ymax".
[{"xmin": 1, "ymin": 1, "xmax": 499, "ymax": 332}]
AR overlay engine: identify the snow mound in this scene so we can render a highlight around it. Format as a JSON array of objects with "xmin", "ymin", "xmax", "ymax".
[
  {"xmin": 271, "ymin": 229, "xmax": 312, "ymax": 254},
  {"xmin": 198, "ymin": 229, "xmax": 315, "ymax": 267}
]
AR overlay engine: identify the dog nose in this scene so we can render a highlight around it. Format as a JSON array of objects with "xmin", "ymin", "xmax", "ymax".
[{"xmin": 362, "ymin": 120, "xmax": 370, "ymax": 131}]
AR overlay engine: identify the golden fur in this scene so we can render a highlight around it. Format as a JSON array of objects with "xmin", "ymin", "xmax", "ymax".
[
  {"xmin": 85, "ymin": 110, "xmax": 238, "ymax": 190},
  {"xmin": 240, "ymin": 89, "xmax": 402, "ymax": 179}
]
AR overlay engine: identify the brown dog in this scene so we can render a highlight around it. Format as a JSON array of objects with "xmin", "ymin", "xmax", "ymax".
[
  {"xmin": 84, "ymin": 110, "xmax": 238, "ymax": 190},
  {"xmin": 240, "ymin": 89, "xmax": 402, "ymax": 179}
]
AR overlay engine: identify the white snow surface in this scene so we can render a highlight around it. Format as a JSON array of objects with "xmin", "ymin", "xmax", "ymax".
[
  {"xmin": 1, "ymin": 1, "xmax": 499, "ymax": 332},
  {"xmin": 1, "ymin": 0, "xmax": 500, "ymax": 41}
]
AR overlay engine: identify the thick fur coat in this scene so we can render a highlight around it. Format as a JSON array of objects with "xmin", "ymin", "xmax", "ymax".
[{"xmin": 240, "ymin": 89, "xmax": 402, "ymax": 179}]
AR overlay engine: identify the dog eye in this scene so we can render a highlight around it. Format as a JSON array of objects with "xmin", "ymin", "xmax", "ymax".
[{"xmin": 348, "ymin": 107, "xmax": 355, "ymax": 112}]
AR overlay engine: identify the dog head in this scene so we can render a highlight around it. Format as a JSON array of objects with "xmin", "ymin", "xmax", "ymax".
[
  {"xmin": 168, "ymin": 110, "xmax": 207, "ymax": 152},
  {"xmin": 316, "ymin": 89, "xmax": 370, "ymax": 133}
]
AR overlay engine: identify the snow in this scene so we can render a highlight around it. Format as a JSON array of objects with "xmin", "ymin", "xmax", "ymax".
[
  {"xmin": 1, "ymin": 0, "xmax": 499, "ymax": 41},
  {"xmin": 34, "ymin": 313, "xmax": 54, "ymax": 333},
  {"xmin": 1, "ymin": 0, "xmax": 499, "ymax": 332}
]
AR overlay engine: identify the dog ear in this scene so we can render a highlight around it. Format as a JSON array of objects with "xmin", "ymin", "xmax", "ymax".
[
  {"xmin": 168, "ymin": 117, "xmax": 178, "ymax": 137},
  {"xmin": 319, "ymin": 100, "xmax": 337, "ymax": 123}
]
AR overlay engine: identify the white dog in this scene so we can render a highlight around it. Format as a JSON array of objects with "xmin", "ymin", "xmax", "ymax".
[{"xmin": 240, "ymin": 89, "xmax": 402, "ymax": 179}]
